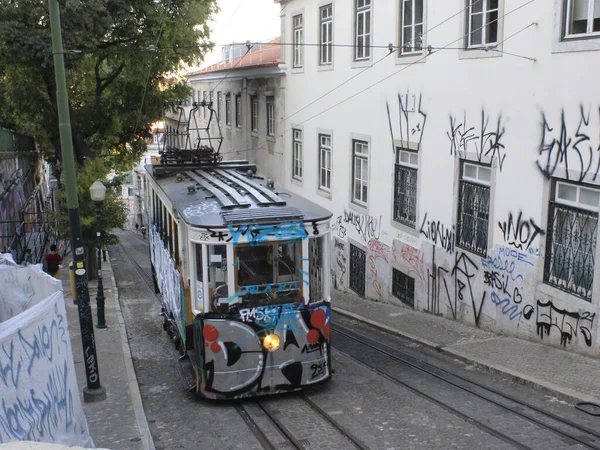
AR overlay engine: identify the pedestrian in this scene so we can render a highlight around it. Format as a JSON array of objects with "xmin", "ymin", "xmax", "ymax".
[
  {"xmin": 44, "ymin": 244, "xmax": 63, "ymax": 277},
  {"xmin": 141, "ymin": 225, "xmax": 147, "ymax": 239},
  {"xmin": 135, "ymin": 223, "xmax": 139, "ymax": 233}
]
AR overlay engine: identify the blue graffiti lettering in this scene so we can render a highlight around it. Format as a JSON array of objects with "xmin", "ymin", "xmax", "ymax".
[
  {"xmin": 491, "ymin": 291, "xmax": 523, "ymax": 321},
  {"xmin": 227, "ymin": 222, "xmax": 308, "ymax": 246},
  {"xmin": 481, "ymin": 255, "xmax": 523, "ymax": 282}
]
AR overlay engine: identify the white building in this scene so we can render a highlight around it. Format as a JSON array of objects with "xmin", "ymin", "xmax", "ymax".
[
  {"xmin": 181, "ymin": 39, "xmax": 287, "ymax": 182},
  {"xmin": 276, "ymin": 0, "xmax": 600, "ymax": 356}
]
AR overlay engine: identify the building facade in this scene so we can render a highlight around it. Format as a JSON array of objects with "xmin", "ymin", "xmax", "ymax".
[
  {"xmin": 277, "ymin": 0, "xmax": 600, "ymax": 356},
  {"xmin": 182, "ymin": 39, "xmax": 287, "ymax": 183}
]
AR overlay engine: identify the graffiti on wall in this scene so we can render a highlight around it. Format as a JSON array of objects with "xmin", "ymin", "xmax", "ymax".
[
  {"xmin": 448, "ymin": 110, "xmax": 507, "ymax": 171},
  {"xmin": 331, "ymin": 238, "xmax": 347, "ymax": 290},
  {"xmin": 386, "ymin": 92, "xmax": 428, "ymax": 152},
  {"xmin": 367, "ymin": 239, "xmax": 391, "ymax": 299},
  {"xmin": 341, "ymin": 210, "xmax": 381, "ymax": 243},
  {"xmin": 498, "ymin": 211, "xmax": 545, "ymax": 252},
  {"xmin": 420, "ymin": 213, "xmax": 455, "ymax": 253},
  {"xmin": 537, "ymin": 105, "xmax": 600, "ymax": 182},
  {"xmin": 536, "ymin": 300, "xmax": 596, "ymax": 347}
]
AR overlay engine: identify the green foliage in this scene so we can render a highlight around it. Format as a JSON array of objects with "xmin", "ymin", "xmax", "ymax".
[
  {"xmin": 0, "ymin": 0, "xmax": 218, "ymax": 169},
  {"xmin": 51, "ymin": 158, "xmax": 127, "ymax": 248}
]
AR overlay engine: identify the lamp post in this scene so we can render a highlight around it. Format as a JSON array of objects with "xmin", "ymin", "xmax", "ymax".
[
  {"xmin": 48, "ymin": 0, "xmax": 105, "ymax": 402},
  {"xmin": 90, "ymin": 180, "xmax": 107, "ymax": 329}
]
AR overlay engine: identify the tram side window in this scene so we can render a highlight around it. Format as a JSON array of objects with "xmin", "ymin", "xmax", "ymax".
[
  {"xmin": 195, "ymin": 244, "xmax": 204, "ymax": 311},
  {"xmin": 235, "ymin": 241, "xmax": 302, "ymax": 306},
  {"xmin": 309, "ymin": 236, "xmax": 325, "ymax": 303},
  {"xmin": 208, "ymin": 244, "xmax": 228, "ymax": 311}
]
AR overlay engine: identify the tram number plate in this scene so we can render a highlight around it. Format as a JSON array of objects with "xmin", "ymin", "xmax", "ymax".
[{"xmin": 310, "ymin": 362, "xmax": 327, "ymax": 379}]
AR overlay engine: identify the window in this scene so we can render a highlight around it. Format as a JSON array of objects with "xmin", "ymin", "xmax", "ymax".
[
  {"xmin": 203, "ymin": 91, "xmax": 208, "ymax": 119},
  {"xmin": 466, "ymin": 0, "xmax": 499, "ymax": 48},
  {"xmin": 217, "ymin": 92, "xmax": 222, "ymax": 123},
  {"xmin": 319, "ymin": 134, "xmax": 332, "ymax": 191},
  {"xmin": 393, "ymin": 147, "xmax": 418, "ymax": 228},
  {"xmin": 565, "ymin": 0, "xmax": 600, "ymax": 37},
  {"xmin": 392, "ymin": 269, "xmax": 415, "ymax": 307},
  {"xmin": 355, "ymin": 0, "xmax": 372, "ymax": 60},
  {"xmin": 235, "ymin": 94, "xmax": 241, "ymax": 128},
  {"xmin": 352, "ymin": 140, "xmax": 369, "ymax": 205},
  {"xmin": 251, "ymin": 96, "xmax": 258, "ymax": 132},
  {"xmin": 292, "ymin": 129, "xmax": 303, "ymax": 180},
  {"xmin": 209, "ymin": 92, "xmax": 214, "ymax": 118},
  {"xmin": 266, "ymin": 96, "xmax": 275, "ymax": 136},
  {"xmin": 320, "ymin": 5, "xmax": 333, "ymax": 65},
  {"xmin": 456, "ymin": 162, "xmax": 491, "ymax": 257},
  {"xmin": 544, "ymin": 181, "xmax": 598, "ymax": 301},
  {"xmin": 293, "ymin": 14, "xmax": 304, "ymax": 68},
  {"xmin": 225, "ymin": 93, "xmax": 231, "ymax": 126},
  {"xmin": 400, "ymin": 0, "xmax": 424, "ymax": 55}
]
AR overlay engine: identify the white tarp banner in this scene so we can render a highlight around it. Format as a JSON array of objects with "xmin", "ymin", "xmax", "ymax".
[{"xmin": 0, "ymin": 263, "xmax": 94, "ymax": 448}]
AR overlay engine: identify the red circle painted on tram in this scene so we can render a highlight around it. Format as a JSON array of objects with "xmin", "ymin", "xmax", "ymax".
[
  {"xmin": 307, "ymin": 329, "xmax": 320, "ymax": 344},
  {"xmin": 322, "ymin": 324, "xmax": 331, "ymax": 339},
  {"xmin": 203, "ymin": 325, "xmax": 219, "ymax": 341},
  {"xmin": 311, "ymin": 309, "xmax": 327, "ymax": 329},
  {"xmin": 210, "ymin": 342, "xmax": 221, "ymax": 353}
]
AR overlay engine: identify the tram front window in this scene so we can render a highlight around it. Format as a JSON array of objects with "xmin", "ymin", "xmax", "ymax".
[{"xmin": 235, "ymin": 241, "xmax": 302, "ymax": 306}]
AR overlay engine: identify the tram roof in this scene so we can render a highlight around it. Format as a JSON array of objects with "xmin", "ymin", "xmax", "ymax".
[{"xmin": 145, "ymin": 162, "xmax": 332, "ymax": 228}]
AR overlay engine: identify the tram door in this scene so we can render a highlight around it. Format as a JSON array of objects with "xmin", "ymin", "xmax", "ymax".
[{"xmin": 207, "ymin": 244, "xmax": 227, "ymax": 312}]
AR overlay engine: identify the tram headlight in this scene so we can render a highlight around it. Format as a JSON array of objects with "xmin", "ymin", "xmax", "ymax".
[{"xmin": 262, "ymin": 333, "xmax": 281, "ymax": 351}]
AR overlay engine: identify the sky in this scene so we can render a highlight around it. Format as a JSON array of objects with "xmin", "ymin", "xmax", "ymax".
[{"xmin": 201, "ymin": 0, "xmax": 281, "ymax": 67}]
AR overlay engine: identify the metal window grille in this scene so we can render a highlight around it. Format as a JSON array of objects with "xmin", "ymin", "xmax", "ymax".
[
  {"xmin": 309, "ymin": 236, "xmax": 325, "ymax": 303},
  {"xmin": 320, "ymin": 5, "xmax": 333, "ymax": 64},
  {"xmin": 544, "ymin": 202, "xmax": 597, "ymax": 301},
  {"xmin": 400, "ymin": 0, "xmax": 424, "ymax": 55},
  {"xmin": 349, "ymin": 244, "xmax": 366, "ymax": 296},
  {"xmin": 393, "ymin": 164, "xmax": 417, "ymax": 227},
  {"xmin": 467, "ymin": 0, "xmax": 499, "ymax": 47},
  {"xmin": 392, "ymin": 269, "xmax": 415, "ymax": 307},
  {"xmin": 355, "ymin": 0, "xmax": 371, "ymax": 59},
  {"xmin": 456, "ymin": 179, "xmax": 490, "ymax": 257}
]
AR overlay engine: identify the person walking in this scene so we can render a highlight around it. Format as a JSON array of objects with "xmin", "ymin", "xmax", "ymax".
[
  {"xmin": 44, "ymin": 244, "xmax": 63, "ymax": 277},
  {"xmin": 135, "ymin": 223, "xmax": 139, "ymax": 233},
  {"xmin": 141, "ymin": 225, "xmax": 147, "ymax": 239}
]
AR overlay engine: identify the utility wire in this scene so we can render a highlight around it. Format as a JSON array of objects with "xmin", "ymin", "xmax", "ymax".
[
  {"xmin": 209, "ymin": 43, "xmax": 253, "ymax": 95},
  {"xmin": 219, "ymin": 0, "xmax": 537, "ymax": 158}
]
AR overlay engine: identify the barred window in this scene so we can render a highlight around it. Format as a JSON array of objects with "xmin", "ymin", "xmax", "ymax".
[
  {"xmin": 456, "ymin": 162, "xmax": 491, "ymax": 257},
  {"xmin": 544, "ymin": 181, "xmax": 598, "ymax": 301},
  {"xmin": 393, "ymin": 147, "xmax": 418, "ymax": 228},
  {"xmin": 392, "ymin": 269, "xmax": 414, "ymax": 307}
]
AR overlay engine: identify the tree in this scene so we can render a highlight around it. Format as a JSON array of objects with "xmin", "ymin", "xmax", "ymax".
[
  {"xmin": 51, "ymin": 158, "xmax": 127, "ymax": 279},
  {"xmin": 0, "ymin": 0, "xmax": 217, "ymax": 172}
]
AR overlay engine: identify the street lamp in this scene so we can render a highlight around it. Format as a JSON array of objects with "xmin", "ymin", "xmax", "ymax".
[{"xmin": 90, "ymin": 180, "xmax": 107, "ymax": 329}]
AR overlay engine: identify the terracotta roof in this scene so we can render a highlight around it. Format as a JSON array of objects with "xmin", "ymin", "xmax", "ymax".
[{"xmin": 187, "ymin": 38, "xmax": 282, "ymax": 76}]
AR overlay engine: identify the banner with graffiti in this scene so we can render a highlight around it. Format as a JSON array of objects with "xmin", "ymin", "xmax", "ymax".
[
  {"xmin": 0, "ymin": 265, "xmax": 93, "ymax": 447},
  {"xmin": 150, "ymin": 228, "xmax": 185, "ymax": 347}
]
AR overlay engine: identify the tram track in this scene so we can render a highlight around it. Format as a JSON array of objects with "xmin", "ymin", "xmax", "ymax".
[
  {"xmin": 236, "ymin": 393, "xmax": 370, "ymax": 450},
  {"xmin": 116, "ymin": 233, "xmax": 156, "ymax": 295},
  {"xmin": 332, "ymin": 323, "xmax": 600, "ymax": 450}
]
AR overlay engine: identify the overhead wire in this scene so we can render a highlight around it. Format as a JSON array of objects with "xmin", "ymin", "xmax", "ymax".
[{"xmin": 217, "ymin": 0, "xmax": 537, "ymax": 158}]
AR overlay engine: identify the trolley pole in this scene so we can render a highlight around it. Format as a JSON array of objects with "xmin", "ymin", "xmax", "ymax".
[{"xmin": 48, "ymin": 0, "xmax": 106, "ymax": 402}]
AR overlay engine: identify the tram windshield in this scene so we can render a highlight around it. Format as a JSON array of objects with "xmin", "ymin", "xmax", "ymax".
[{"xmin": 235, "ymin": 240, "xmax": 302, "ymax": 306}]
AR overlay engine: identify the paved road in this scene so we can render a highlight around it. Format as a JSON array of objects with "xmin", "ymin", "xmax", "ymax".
[{"xmin": 110, "ymin": 230, "xmax": 598, "ymax": 450}]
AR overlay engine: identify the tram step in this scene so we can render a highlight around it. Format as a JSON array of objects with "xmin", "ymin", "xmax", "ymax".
[{"xmin": 177, "ymin": 355, "xmax": 197, "ymax": 392}]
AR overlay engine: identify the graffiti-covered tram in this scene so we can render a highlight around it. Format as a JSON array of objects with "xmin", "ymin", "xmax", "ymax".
[{"xmin": 144, "ymin": 158, "xmax": 333, "ymax": 399}]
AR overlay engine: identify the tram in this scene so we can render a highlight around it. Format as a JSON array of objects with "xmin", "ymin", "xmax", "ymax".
[{"xmin": 143, "ymin": 104, "xmax": 332, "ymax": 399}]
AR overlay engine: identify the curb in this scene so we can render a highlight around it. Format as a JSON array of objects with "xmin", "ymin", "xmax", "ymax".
[
  {"xmin": 107, "ymin": 253, "xmax": 156, "ymax": 450},
  {"xmin": 332, "ymin": 306, "xmax": 597, "ymax": 405}
]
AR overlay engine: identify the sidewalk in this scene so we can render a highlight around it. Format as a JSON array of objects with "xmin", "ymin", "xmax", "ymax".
[
  {"xmin": 332, "ymin": 289, "xmax": 600, "ymax": 405},
  {"xmin": 59, "ymin": 254, "xmax": 154, "ymax": 450}
]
